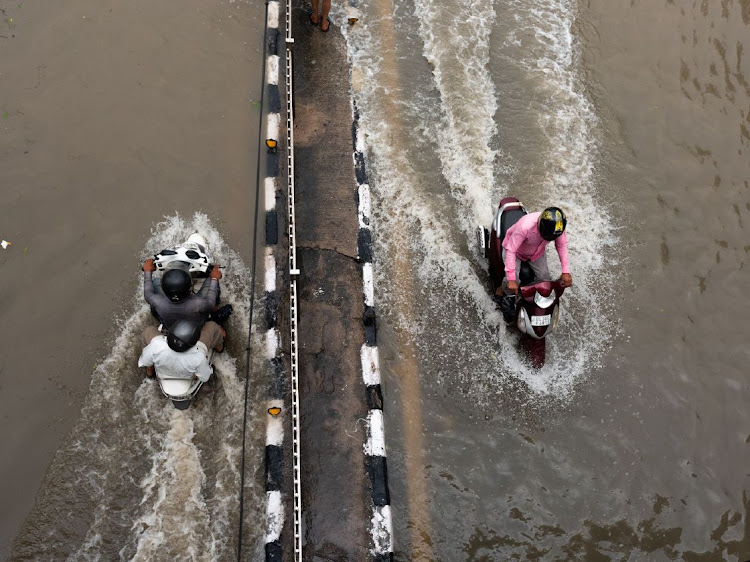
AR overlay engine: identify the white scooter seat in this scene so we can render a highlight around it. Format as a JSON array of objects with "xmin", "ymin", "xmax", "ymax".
[{"xmin": 159, "ymin": 377, "xmax": 196, "ymax": 398}]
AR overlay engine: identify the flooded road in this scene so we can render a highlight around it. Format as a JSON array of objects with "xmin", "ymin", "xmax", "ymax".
[
  {"xmin": 338, "ymin": 0, "xmax": 750, "ymax": 558},
  {"xmin": 0, "ymin": 0, "xmax": 266, "ymax": 558}
]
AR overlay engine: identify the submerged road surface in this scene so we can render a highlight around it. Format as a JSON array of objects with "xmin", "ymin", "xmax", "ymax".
[
  {"xmin": 1, "ymin": 0, "xmax": 268, "ymax": 558},
  {"xmin": 336, "ymin": 0, "xmax": 750, "ymax": 558}
]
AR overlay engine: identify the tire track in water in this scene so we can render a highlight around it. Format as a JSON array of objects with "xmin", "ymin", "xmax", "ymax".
[
  {"xmin": 413, "ymin": 0, "xmax": 498, "ymax": 233},
  {"xmin": 129, "ymin": 409, "xmax": 213, "ymax": 560}
]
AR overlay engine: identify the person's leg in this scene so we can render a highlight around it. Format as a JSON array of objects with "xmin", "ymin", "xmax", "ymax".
[
  {"xmin": 199, "ymin": 321, "xmax": 225, "ymax": 352},
  {"xmin": 320, "ymin": 0, "xmax": 331, "ymax": 30},
  {"xmin": 529, "ymin": 252, "xmax": 551, "ymax": 282},
  {"xmin": 142, "ymin": 326, "xmax": 161, "ymax": 347},
  {"xmin": 310, "ymin": 0, "xmax": 320, "ymax": 23}
]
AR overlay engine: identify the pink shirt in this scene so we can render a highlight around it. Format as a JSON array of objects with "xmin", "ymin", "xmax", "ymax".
[{"xmin": 502, "ymin": 212, "xmax": 570, "ymax": 281}]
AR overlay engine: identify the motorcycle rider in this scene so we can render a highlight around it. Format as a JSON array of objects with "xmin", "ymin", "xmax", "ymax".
[
  {"xmin": 497, "ymin": 206, "xmax": 573, "ymax": 302},
  {"xmin": 138, "ymin": 319, "xmax": 225, "ymax": 380},
  {"xmin": 142, "ymin": 258, "xmax": 222, "ymax": 329}
]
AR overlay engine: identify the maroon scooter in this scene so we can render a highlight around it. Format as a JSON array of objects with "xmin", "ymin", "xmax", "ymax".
[{"xmin": 477, "ymin": 197, "xmax": 565, "ymax": 368}]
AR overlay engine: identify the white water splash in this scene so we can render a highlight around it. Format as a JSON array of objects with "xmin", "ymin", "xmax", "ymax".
[
  {"xmin": 413, "ymin": 0, "xmax": 499, "ymax": 229},
  {"xmin": 129, "ymin": 409, "xmax": 215, "ymax": 561},
  {"xmin": 15, "ymin": 213, "xmax": 265, "ymax": 561},
  {"xmin": 499, "ymin": 0, "xmax": 619, "ymax": 393},
  {"xmin": 338, "ymin": 0, "xmax": 618, "ymax": 397}
]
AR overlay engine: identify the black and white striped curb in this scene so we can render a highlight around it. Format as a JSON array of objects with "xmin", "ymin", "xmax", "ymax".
[
  {"xmin": 264, "ymin": 0, "xmax": 286, "ymax": 560},
  {"xmin": 353, "ymin": 100, "xmax": 394, "ymax": 561}
]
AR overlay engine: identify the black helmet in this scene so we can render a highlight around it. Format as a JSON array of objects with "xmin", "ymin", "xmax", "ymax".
[
  {"xmin": 167, "ymin": 319, "xmax": 202, "ymax": 352},
  {"xmin": 538, "ymin": 207, "xmax": 567, "ymax": 241},
  {"xmin": 162, "ymin": 269, "xmax": 192, "ymax": 302}
]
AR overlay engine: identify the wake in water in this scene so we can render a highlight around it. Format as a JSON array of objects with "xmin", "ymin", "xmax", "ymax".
[
  {"xmin": 11, "ymin": 213, "xmax": 265, "ymax": 561},
  {"xmin": 338, "ymin": 0, "xmax": 621, "ymax": 399}
]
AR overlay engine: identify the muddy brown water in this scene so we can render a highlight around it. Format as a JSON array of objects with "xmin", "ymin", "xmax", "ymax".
[
  {"xmin": 0, "ymin": 0, "xmax": 266, "ymax": 558},
  {"xmin": 338, "ymin": 0, "xmax": 750, "ymax": 558}
]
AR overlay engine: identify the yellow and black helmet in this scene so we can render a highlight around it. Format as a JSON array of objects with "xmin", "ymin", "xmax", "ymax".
[{"xmin": 538, "ymin": 207, "xmax": 567, "ymax": 241}]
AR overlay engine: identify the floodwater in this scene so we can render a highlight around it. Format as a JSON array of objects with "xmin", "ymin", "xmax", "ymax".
[
  {"xmin": 337, "ymin": 0, "xmax": 750, "ymax": 559},
  {"xmin": 0, "ymin": 1, "xmax": 267, "ymax": 559}
]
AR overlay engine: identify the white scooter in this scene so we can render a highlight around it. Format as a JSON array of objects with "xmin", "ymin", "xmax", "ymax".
[
  {"xmin": 157, "ymin": 349, "xmax": 215, "ymax": 410},
  {"xmin": 152, "ymin": 233, "xmax": 216, "ymax": 410}
]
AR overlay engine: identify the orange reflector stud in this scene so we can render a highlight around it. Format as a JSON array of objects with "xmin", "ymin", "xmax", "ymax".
[
  {"xmin": 268, "ymin": 407, "xmax": 282, "ymax": 416},
  {"xmin": 266, "ymin": 139, "xmax": 278, "ymax": 152}
]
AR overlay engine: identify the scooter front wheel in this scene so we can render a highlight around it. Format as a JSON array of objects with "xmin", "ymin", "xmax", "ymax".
[{"xmin": 522, "ymin": 336, "xmax": 546, "ymax": 369}]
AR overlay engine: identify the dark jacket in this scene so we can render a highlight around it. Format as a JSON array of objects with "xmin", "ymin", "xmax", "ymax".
[{"xmin": 144, "ymin": 271, "xmax": 218, "ymax": 328}]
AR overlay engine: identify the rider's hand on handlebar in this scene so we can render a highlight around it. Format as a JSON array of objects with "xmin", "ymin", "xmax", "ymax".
[
  {"xmin": 507, "ymin": 280, "xmax": 519, "ymax": 295},
  {"xmin": 142, "ymin": 258, "xmax": 156, "ymax": 273},
  {"xmin": 209, "ymin": 266, "xmax": 222, "ymax": 280},
  {"xmin": 560, "ymin": 273, "xmax": 572, "ymax": 288}
]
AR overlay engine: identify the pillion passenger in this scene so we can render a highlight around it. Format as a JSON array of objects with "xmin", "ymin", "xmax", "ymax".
[{"xmin": 138, "ymin": 319, "xmax": 225, "ymax": 380}]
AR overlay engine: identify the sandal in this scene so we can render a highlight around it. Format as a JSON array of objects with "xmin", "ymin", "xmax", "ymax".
[
  {"xmin": 321, "ymin": 17, "xmax": 331, "ymax": 32},
  {"xmin": 308, "ymin": 10, "xmax": 319, "ymax": 26}
]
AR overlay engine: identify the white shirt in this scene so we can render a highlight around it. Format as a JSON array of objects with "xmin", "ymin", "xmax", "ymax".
[{"xmin": 138, "ymin": 335, "xmax": 213, "ymax": 382}]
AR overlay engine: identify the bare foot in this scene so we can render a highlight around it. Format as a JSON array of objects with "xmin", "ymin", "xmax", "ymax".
[{"xmin": 321, "ymin": 18, "xmax": 330, "ymax": 31}]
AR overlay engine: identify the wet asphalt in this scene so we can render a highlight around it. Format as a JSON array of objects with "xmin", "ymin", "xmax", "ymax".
[{"xmin": 291, "ymin": 3, "xmax": 373, "ymax": 559}]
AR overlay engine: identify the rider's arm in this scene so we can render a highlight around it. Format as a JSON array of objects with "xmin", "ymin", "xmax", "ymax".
[
  {"xmin": 554, "ymin": 231, "xmax": 570, "ymax": 274},
  {"xmin": 194, "ymin": 359, "xmax": 213, "ymax": 382},
  {"xmin": 138, "ymin": 345, "xmax": 155, "ymax": 368},
  {"xmin": 189, "ymin": 278, "xmax": 219, "ymax": 315},
  {"xmin": 143, "ymin": 271, "xmax": 157, "ymax": 305},
  {"xmin": 204, "ymin": 279, "xmax": 219, "ymax": 310},
  {"xmin": 503, "ymin": 230, "xmax": 524, "ymax": 282}
]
